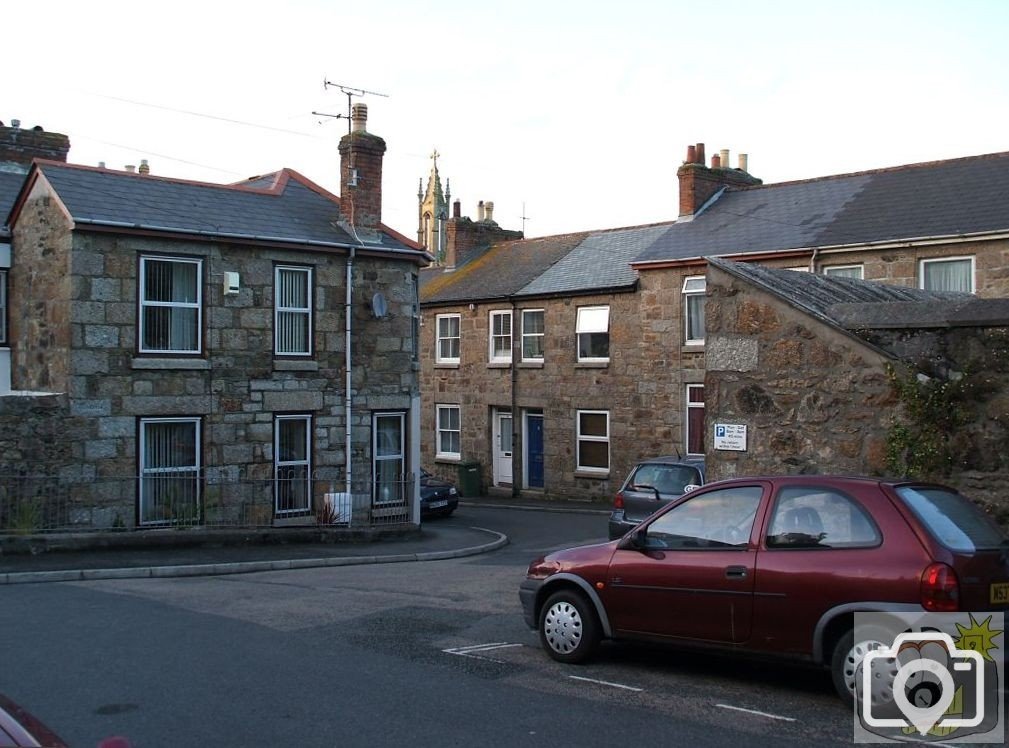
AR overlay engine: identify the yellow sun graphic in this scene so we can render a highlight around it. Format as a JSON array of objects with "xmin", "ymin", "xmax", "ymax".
[{"xmin": 954, "ymin": 613, "xmax": 1002, "ymax": 662}]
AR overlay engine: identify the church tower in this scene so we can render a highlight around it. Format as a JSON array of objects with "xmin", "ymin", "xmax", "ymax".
[{"xmin": 417, "ymin": 149, "xmax": 450, "ymax": 264}]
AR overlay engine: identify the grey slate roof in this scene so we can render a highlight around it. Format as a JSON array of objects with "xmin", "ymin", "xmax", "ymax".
[
  {"xmin": 635, "ymin": 151, "xmax": 1009, "ymax": 264},
  {"xmin": 9, "ymin": 163, "xmax": 422, "ymax": 255},
  {"xmin": 0, "ymin": 170, "xmax": 27, "ymax": 234},
  {"xmin": 419, "ymin": 223, "xmax": 672, "ymax": 304},
  {"xmin": 707, "ymin": 257, "xmax": 971, "ymax": 332}
]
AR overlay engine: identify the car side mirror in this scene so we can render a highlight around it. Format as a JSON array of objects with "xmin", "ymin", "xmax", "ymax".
[{"xmin": 618, "ymin": 527, "xmax": 648, "ymax": 551}]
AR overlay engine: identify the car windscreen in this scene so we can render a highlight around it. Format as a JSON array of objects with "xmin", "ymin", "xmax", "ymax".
[
  {"xmin": 896, "ymin": 486, "xmax": 1007, "ymax": 552},
  {"xmin": 629, "ymin": 464, "xmax": 701, "ymax": 495}
]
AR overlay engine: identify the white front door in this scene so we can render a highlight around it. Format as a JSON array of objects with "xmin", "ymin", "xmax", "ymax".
[{"xmin": 493, "ymin": 411, "xmax": 513, "ymax": 486}]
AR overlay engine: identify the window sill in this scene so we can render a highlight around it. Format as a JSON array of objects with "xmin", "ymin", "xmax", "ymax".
[
  {"xmin": 487, "ymin": 362, "xmax": 512, "ymax": 369},
  {"xmin": 274, "ymin": 359, "xmax": 319, "ymax": 371},
  {"xmin": 131, "ymin": 357, "xmax": 209, "ymax": 371},
  {"xmin": 681, "ymin": 343, "xmax": 705, "ymax": 353},
  {"xmin": 517, "ymin": 361, "xmax": 544, "ymax": 369},
  {"xmin": 435, "ymin": 457, "xmax": 462, "ymax": 465},
  {"xmin": 574, "ymin": 469, "xmax": 610, "ymax": 480},
  {"xmin": 575, "ymin": 361, "xmax": 609, "ymax": 369},
  {"xmin": 434, "ymin": 362, "xmax": 460, "ymax": 369}
]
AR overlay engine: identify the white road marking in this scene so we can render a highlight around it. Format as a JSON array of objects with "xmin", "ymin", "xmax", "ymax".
[
  {"xmin": 715, "ymin": 703, "xmax": 796, "ymax": 722},
  {"xmin": 568, "ymin": 675, "xmax": 644, "ymax": 692},
  {"xmin": 441, "ymin": 642, "xmax": 524, "ymax": 663}
]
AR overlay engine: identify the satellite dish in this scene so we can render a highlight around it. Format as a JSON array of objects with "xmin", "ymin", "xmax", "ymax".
[{"xmin": 371, "ymin": 292, "xmax": 388, "ymax": 318}]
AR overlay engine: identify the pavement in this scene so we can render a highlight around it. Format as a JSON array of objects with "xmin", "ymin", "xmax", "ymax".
[{"xmin": 0, "ymin": 494, "xmax": 610, "ymax": 585}]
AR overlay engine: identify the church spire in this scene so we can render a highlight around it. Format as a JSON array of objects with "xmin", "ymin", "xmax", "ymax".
[{"xmin": 418, "ymin": 147, "xmax": 449, "ymax": 263}]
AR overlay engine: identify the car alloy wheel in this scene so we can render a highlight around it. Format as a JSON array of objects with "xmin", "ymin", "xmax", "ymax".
[{"xmin": 539, "ymin": 590, "xmax": 600, "ymax": 664}]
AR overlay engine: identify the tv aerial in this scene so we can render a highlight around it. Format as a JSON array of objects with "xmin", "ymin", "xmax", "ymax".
[{"xmin": 313, "ymin": 80, "xmax": 389, "ymax": 133}]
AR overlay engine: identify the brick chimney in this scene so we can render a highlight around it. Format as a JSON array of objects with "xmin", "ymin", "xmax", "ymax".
[
  {"xmin": 338, "ymin": 103, "xmax": 386, "ymax": 230},
  {"xmin": 0, "ymin": 120, "xmax": 70, "ymax": 171},
  {"xmin": 677, "ymin": 142, "xmax": 761, "ymax": 218}
]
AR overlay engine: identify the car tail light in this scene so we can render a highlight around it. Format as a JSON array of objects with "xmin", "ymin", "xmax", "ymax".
[
  {"xmin": 613, "ymin": 491, "xmax": 624, "ymax": 510},
  {"xmin": 920, "ymin": 562, "xmax": 959, "ymax": 612}
]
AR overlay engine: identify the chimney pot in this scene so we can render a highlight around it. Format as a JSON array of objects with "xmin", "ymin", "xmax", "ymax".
[
  {"xmin": 485, "ymin": 200, "xmax": 494, "ymax": 222},
  {"xmin": 125, "ymin": 164, "xmax": 136, "ymax": 173},
  {"xmin": 695, "ymin": 143, "xmax": 706, "ymax": 165},
  {"xmin": 139, "ymin": 159, "xmax": 150, "ymax": 175},
  {"xmin": 351, "ymin": 103, "xmax": 368, "ymax": 133},
  {"xmin": 738, "ymin": 153, "xmax": 748, "ymax": 172},
  {"xmin": 10, "ymin": 119, "xmax": 20, "ymax": 130},
  {"xmin": 711, "ymin": 155, "xmax": 720, "ymax": 169},
  {"xmin": 686, "ymin": 144, "xmax": 696, "ymax": 164},
  {"xmin": 720, "ymin": 149, "xmax": 729, "ymax": 170},
  {"xmin": 98, "ymin": 161, "xmax": 106, "ymax": 169},
  {"xmin": 453, "ymin": 199, "xmax": 461, "ymax": 218},
  {"xmin": 477, "ymin": 200, "xmax": 485, "ymax": 222}
]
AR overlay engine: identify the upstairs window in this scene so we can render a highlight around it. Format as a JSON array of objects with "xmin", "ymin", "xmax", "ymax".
[
  {"xmin": 823, "ymin": 264, "xmax": 864, "ymax": 280},
  {"xmin": 275, "ymin": 266, "xmax": 312, "ymax": 356},
  {"xmin": 521, "ymin": 309, "xmax": 545, "ymax": 362},
  {"xmin": 436, "ymin": 314, "xmax": 461, "ymax": 364},
  {"xmin": 576, "ymin": 306, "xmax": 609, "ymax": 362},
  {"xmin": 920, "ymin": 256, "xmax": 975, "ymax": 294},
  {"xmin": 489, "ymin": 310, "xmax": 512, "ymax": 363},
  {"xmin": 140, "ymin": 256, "xmax": 202, "ymax": 354},
  {"xmin": 682, "ymin": 276, "xmax": 705, "ymax": 345}
]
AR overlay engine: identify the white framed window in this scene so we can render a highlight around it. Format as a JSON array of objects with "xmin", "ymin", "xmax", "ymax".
[
  {"xmin": 374, "ymin": 412, "xmax": 406, "ymax": 504},
  {"xmin": 139, "ymin": 256, "xmax": 202, "ymax": 353},
  {"xmin": 489, "ymin": 310, "xmax": 512, "ymax": 363},
  {"xmin": 138, "ymin": 417, "xmax": 201, "ymax": 526},
  {"xmin": 0, "ymin": 269, "xmax": 7, "ymax": 346},
  {"xmin": 919, "ymin": 256, "xmax": 975, "ymax": 294},
  {"xmin": 576, "ymin": 410, "xmax": 609, "ymax": 473},
  {"xmin": 436, "ymin": 314, "xmax": 461, "ymax": 364},
  {"xmin": 786, "ymin": 266, "xmax": 810, "ymax": 272},
  {"xmin": 682, "ymin": 276, "xmax": 705, "ymax": 345},
  {"xmin": 686, "ymin": 384, "xmax": 705, "ymax": 456},
  {"xmin": 275, "ymin": 415, "xmax": 312, "ymax": 515},
  {"xmin": 521, "ymin": 309, "xmax": 545, "ymax": 362},
  {"xmin": 823, "ymin": 264, "xmax": 864, "ymax": 280},
  {"xmin": 576, "ymin": 306, "xmax": 609, "ymax": 362},
  {"xmin": 275, "ymin": 266, "xmax": 312, "ymax": 356},
  {"xmin": 436, "ymin": 404, "xmax": 461, "ymax": 459}
]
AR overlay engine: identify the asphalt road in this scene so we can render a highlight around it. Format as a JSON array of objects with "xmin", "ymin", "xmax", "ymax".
[{"xmin": 1, "ymin": 506, "xmax": 861, "ymax": 747}]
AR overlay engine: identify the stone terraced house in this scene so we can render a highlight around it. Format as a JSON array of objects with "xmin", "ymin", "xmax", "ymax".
[
  {"xmin": 1, "ymin": 105, "xmax": 431, "ymax": 531},
  {"xmin": 419, "ymin": 144, "xmax": 1009, "ymax": 502}
]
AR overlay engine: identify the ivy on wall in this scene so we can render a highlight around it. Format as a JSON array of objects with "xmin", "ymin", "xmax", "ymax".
[{"xmin": 884, "ymin": 362, "xmax": 997, "ymax": 480}]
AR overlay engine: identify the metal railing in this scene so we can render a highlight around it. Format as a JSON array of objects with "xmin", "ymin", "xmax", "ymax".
[{"xmin": 0, "ymin": 473, "xmax": 419, "ymax": 533}]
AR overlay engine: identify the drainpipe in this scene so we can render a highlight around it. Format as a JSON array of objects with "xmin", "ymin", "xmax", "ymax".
[
  {"xmin": 510, "ymin": 296, "xmax": 519, "ymax": 498},
  {"xmin": 345, "ymin": 247, "xmax": 355, "ymax": 501}
]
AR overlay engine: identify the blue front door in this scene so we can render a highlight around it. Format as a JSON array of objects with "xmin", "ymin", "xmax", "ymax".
[{"xmin": 526, "ymin": 413, "xmax": 544, "ymax": 489}]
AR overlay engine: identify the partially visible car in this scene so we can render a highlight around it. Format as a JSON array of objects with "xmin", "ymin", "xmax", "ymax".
[
  {"xmin": 608, "ymin": 456, "xmax": 704, "ymax": 539},
  {"xmin": 521, "ymin": 475, "xmax": 1009, "ymax": 703},
  {"xmin": 0, "ymin": 693, "xmax": 67, "ymax": 747},
  {"xmin": 420, "ymin": 469, "xmax": 458, "ymax": 518}
]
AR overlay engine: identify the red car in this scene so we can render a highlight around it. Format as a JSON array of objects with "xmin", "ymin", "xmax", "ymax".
[
  {"xmin": 0, "ymin": 694, "xmax": 66, "ymax": 747},
  {"xmin": 519, "ymin": 475, "xmax": 1009, "ymax": 701}
]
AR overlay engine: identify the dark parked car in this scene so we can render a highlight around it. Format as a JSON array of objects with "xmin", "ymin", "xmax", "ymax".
[
  {"xmin": 420, "ymin": 469, "xmax": 458, "ymax": 518},
  {"xmin": 608, "ymin": 456, "xmax": 704, "ymax": 539},
  {"xmin": 520, "ymin": 475, "xmax": 1009, "ymax": 702},
  {"xmin": 0, "ymin": 693, "xmax": 67, "ymax": 747}
]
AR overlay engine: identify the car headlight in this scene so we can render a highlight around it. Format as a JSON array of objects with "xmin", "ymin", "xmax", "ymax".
[{"xmin": 526, "ymin": 557, "xmax": 561, "ymax": 580}]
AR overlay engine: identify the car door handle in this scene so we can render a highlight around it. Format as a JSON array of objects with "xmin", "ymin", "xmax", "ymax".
[{"xmin": 725, "ymin": 565, "xmax": 747, "ymax": 579}]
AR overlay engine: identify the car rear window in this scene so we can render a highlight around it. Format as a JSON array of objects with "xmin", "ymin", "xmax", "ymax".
[
  {"xmin": 629, "ymin": 464, "xmax": 701, "ymax": 495},
  {"xmin": 896, "ymin": 486, "xmax": 1007, "ymax": 552}
]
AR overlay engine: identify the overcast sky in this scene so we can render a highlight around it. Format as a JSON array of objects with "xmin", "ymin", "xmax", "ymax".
[{"xmin": 7, "ymin": 0, "xmax": 1008, "ymax": 239}]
